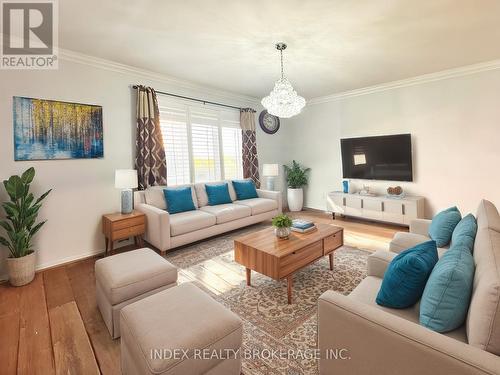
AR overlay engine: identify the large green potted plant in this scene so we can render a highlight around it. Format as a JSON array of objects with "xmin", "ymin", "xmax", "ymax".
[
  {"xmin": 283, "ymin": 160, "xmax": 310, "ymax": 211},
  {"xmin": 0, "ymin": 168, "xmax": 51, "ymax": 286}
]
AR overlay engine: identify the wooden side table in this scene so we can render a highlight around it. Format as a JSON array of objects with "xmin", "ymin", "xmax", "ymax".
[{"xmin": 102, "ymin": 211, "xmax": 146, "ymax": 256}]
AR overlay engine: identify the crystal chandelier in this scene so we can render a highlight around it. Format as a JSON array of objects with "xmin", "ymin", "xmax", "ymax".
[{"xmin": 261, "ymin": 43, "xmax": 306, "ymax": 118}]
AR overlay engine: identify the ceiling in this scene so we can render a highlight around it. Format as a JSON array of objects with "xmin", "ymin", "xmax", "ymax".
[{"xmin": 60, "ymin": 0, "xmax": 500, "ymax": 99}]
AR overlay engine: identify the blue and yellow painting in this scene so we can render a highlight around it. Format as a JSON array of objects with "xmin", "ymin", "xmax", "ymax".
[{"xmin": 13, "ymin": 97, "xmax": 103, "ymax": 160}]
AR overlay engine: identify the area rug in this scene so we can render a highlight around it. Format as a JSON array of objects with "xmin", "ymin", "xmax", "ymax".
[{"xmin": 164, "ymin": 224, "xmax": 369, "ymax": 375}]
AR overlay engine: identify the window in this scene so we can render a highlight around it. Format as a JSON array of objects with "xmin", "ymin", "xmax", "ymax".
[{"xmin": 158, "ymin": 97, "xmax": 243, "ymax": 184}]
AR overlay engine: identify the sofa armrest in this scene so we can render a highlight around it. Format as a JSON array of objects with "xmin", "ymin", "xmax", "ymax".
[
  {"xmin": 135, "ymin": 203, "xmax": 170, "ymax": 253},
  {"xmin": 318, "ymin": 291, "xmax": 500, "ymax": 375},
  {"xmin": 410, "ymin": 218, "xmax": 432, "ymax": 236},
  {"xmin": 367, "ymin": 251, "xmax": 395, "ymax": 278},
  {"xmin": 256, "ymin": 189, "xmax": 282, "ymax": 214}
]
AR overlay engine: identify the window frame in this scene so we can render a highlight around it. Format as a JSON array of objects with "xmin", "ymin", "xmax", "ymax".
[{"xmin": 158, "ymin": 97, "xmax": 243, "ymax": 184}]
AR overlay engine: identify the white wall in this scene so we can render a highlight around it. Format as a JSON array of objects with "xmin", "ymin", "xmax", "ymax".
[
  {"xmin": 284, "ymin": 68, "xmax": 500, "ymax": 217},
  {"xmin": 0, "ymin": 53, "xmax": 265, "ymax": 279}
]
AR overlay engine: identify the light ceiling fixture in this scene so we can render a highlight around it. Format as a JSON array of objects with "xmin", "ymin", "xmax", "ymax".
[{"xmin": 261, "ymin": 42, "xmax": 306, "ymax": 119}]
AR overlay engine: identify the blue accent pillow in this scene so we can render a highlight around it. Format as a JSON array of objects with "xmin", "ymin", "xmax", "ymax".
[
  {"xmin": 232, "ymin": 180, "xmax": 258, "ymax": 200},
  {"xmin": 451, "ymin": 214, "xmax": 477, "ymax": 251},
  {"xmin": 420, "ymin": 244, "xmax": 475, "ymax": 332},
  {"xmin": 205, "ymin": 183, "xmax": 232, "ymax": 206},
  {"xmin": 428, "ymin": 207, "xmax": 462, "ymax": 247},
  {"xmin": 376, "ymin": 240, "xmax": 439, "ymax": 309},
  {"xmin": 163, "ymin": 187, "xmax": 196, "ymax": 214}
]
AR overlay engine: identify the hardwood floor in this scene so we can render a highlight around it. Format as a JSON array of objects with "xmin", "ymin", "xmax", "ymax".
[{"xmin": 0, "ymin": 211, "xmax": 403, "ymax": 375}]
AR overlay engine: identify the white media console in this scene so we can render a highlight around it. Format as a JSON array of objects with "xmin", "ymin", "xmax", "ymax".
[{"xmin": 328, "ymin": 191, "xmax": 425, "ymax": 226}]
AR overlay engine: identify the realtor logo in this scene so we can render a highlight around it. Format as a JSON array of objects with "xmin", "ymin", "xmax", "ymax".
[{"xmin": 1, "ymin": 0, "xmax": 58, "ymax": 69}]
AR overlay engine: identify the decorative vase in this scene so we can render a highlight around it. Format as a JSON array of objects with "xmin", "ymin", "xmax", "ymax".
[
  {"xmin": 274, "ymin": 226, "xmax": 291, "ymax": 239},
  {"xmin": 287, "ymin": 188, "xmax": 304, "ymax": 211},
  {"xmin": 6, "ymin": 252, "xmax": 36, "ymax": 287}
]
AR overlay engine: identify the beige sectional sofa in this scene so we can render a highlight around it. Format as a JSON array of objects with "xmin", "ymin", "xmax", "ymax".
[
  {"xmin": 318, "ymin": 199, "xmax": 500, "ymax": 374},
  {"xmin": 134, "ymin": 180, "xmax": 282, "ymax": 254}
]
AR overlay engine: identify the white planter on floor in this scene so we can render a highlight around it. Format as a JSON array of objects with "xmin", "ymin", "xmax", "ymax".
[
  {"xmin": 6, "ymin": 252, "xmax": 36, "ymax": 286},
  {"xmin": 287, "ymin": 188, "xmax": 304, "ymax": 211}
]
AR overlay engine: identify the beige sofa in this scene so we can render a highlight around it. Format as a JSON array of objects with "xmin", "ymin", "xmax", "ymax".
[
  {"xmin": 134, "ymin": 180, "xmax": 282, "ymax": 254},
  {"xmin": 389, "ymin": 218, "xmax": 449, "ymax": 256},
  {"xmin": 318, "ymin": 199, "xmax": 500, "ymax": 374}
]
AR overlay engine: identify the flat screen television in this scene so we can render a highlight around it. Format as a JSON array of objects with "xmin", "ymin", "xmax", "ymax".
[{"xmin": 341, "ymin": 134, "xmax": 413, "ymax": 181}]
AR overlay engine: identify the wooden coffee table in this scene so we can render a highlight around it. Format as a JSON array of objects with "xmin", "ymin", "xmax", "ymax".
[{"xmin": 234, "ymin": 223, "xmax": 344, "ymax": 304}]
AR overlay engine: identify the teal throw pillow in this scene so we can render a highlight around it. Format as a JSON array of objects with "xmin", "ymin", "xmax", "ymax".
[
  {"xmin": 232, "ymin": 180, "xmax": 258, "ymax": 200},
  {"xmin": 429, "ymin": 207, "xmax": 462, "ymax": 247},
  {"xmin": 451, "ymin": 214, "xmax": 477, "ymax": 251},
  {"xmin": 163, "ymin": 187, "xmax": 196, "ymax": 214},
  {"xmin": 376, "ymin": 240, "xmax": 439, "ymax": 309},
  {"xmin": 205, "ymin": 183, "xmax": 232, "ymax": 206},
  {"xmin": 420, "ymin": 243, "xmax": 475, "ymax": 332}
]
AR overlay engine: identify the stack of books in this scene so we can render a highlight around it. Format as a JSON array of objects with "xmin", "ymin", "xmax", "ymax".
[{"xmin": 291, "ymin": 219, "xmax": 317, "ymax": 233}]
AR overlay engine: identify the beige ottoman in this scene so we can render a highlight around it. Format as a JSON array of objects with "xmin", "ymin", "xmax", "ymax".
[
  {"xmin": 120, "ymin": 283, "xmax": 243, "ymax": 375},
  {"xmin": 95, "ymin": 248, "xmax": 177, "ymax": 339}
]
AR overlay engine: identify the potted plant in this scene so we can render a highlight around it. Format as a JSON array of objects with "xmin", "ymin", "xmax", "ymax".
[
  {"xmin": 0, "ymin": 168, "xmax": 51, "ymax": 286},
  {"xmin": 272, "ymin": 214, "xmax": 293, "ymax": 239},
  {"xmin": 283, "ymin": 160, "xmax": 310, "ymax": 211}
]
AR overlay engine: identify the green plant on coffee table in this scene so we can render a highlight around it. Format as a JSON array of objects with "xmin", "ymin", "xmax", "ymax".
[
  {"xmin": 0, "ymin": 167, "xmax": 51, "ymax": 258},
  {"xmin": 283, "ymin": 160, "xmax": 310, "ymax": 188},
  {"xmin": 272, "ymin": 214, "xmax": 293, "ymax": 228}
]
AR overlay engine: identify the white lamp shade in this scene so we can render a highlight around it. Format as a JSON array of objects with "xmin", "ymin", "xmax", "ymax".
[
  {"xmin": 115, "ymin": 169, "xmax": 138, "ymax": 189},
  {"xmin": 262, "ymin": 164, "xmax": 279, "ymax": 177}
]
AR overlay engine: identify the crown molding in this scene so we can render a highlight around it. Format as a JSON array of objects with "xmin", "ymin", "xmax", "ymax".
[
  {"xmin": 307, "ymin": 59, "xmax": 500, "ymax": 105},
  {"xmin": 59, "ymin": 49, "xmax": 260, "ymax": 106}
]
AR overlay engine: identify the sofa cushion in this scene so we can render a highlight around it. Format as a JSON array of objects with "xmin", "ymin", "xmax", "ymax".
[
  {"xmin": 120, "ymin": 283, "xmax": 243, "ymax": 375},
  {"xmin": 194, "ymin": 181, "xmax": 237, "ymax": 207},
  {"xmin": 451, "ymin": 214, "xmax": 477, "ymax": 250},
  {"xmin": 232, "ymin": 179, "xmax": 258, "ymax": 200},
  {"xmin": 420, "ymin": 244, "xmax": 475, "ymax": 333},
  {"xmin": 429, "ymin": 206, "xmax": 462, "ymax": 248},
  {"xmin": 169, "ymin": 210, "xmax": 217, "ymax": 236},
  {"xmin": 467, "ymin": 199, "xmax": 500, "ymax": 355},
  {"xmin": 145, "ymin": 185, "xmax": 198, "ymax": 210},
  {"xmin": 349, "ymin": 276, "xmax": 467, "ymax": 343},
  {"xmin": 205, "ymin": 183, "xmax": 232, "ymax": 206},
  {"xmin": 377, "ymin": 240, "xmax": 438, "ymax": 309},
  {"xmin": 234, "ymin": 197, "xmax": 278, "ymax": 215},
  {"xmin": 390, "ymin": 232, "xmax": 448, "ymax": 257},
  {"xmin": 164, "ymin": 187, "xmax": 197, "ymax": 214},
  {"xmin": 95, "ymin": 248, "xmax": 178, "ymax": 305},
  {"xmin": 200, "ymin": 203, "xmax": 251, "ymax": 224}
]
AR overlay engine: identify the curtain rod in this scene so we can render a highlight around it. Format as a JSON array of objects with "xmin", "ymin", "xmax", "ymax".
[{"xmin": 132, "ymin": 85, "xmax": 246, "ymax": 111}]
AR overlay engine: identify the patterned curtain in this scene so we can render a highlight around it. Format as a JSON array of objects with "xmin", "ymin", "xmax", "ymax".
[
  {"xmin": 240, "ymin": 108, "xmax": 260, "ymax": 188},
  {"xmin": 135, "ymin": 86, "xmax": 167, "ymax": 189}
]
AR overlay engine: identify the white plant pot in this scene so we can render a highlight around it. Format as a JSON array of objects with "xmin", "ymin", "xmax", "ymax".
[
  {"xmin": 6, "ymin": 252, "xmax": 36, "ymax": 287},
  {"xmin": 287, "ymin": 188, "xmax": 304, "ymax": 212}
]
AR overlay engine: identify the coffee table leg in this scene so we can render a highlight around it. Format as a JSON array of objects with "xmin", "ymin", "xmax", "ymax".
[
  {"xmin": 287, "ymin": 275, "xmax": 293, "ymax": 304},
  {"xmin": 246, "ymin": 268, "xmax": 251, "ymax": 286},
  {"xmin": 329, "ymin": 252, "xmax": 334, "ymax": 270}
]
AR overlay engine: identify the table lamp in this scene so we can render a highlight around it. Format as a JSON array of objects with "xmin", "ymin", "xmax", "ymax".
[
  {"xmin": 115, "ymin": 169, "xmax": 138, "ymax": 214},
  {"xmin": 262, "ymin": 164, "xmax": 279, "ymax": 191}
]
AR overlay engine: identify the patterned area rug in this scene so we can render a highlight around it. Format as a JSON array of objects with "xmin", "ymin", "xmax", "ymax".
[{"xmin": 164, "ymin": 224, "xmax": 369, "ymax": 375}]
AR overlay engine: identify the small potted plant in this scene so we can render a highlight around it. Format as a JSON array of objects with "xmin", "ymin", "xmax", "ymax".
[
  {"xmin": 0, "ymin": 167, "xmax": 51, "ymax": 286},
  {"xmin": 272, "ymin": 214, "xmax": 293, "ymax": 239},
  {"xmin": 283, "ymin": 160, "xmax": 310, "ymax": 211}
]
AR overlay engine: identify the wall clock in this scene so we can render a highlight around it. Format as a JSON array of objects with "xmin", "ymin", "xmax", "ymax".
[{"xmin": 259, "ymin": 110, "xmax": 280, "ymax": 134}]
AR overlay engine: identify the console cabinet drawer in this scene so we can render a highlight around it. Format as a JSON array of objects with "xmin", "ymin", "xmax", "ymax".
[
  {"xmin": 384, "ymin": 201, "xmax": 403, "ymax": 214},
  {"xmin": 112, "ymin": 216, "xmax": 145, "ymax": 231},
  {"xmin": 279, "ymin": 240, "xmax": 323, "ymax": 278},
  {"xmin": 345, "ymin": 196, "xmax": 362, "ymax": 209},
  {"xmin": 363, "ymin": 199, "xmax": 382, "ymax": 212}
]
